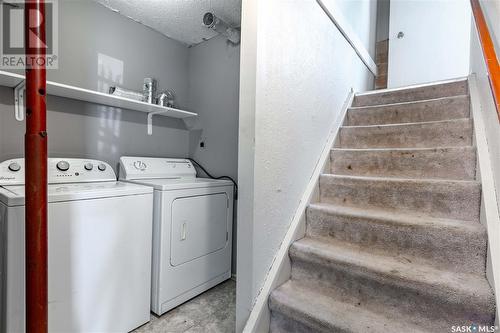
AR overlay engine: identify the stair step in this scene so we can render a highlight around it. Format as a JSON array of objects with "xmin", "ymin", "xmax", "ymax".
[
  {"xmin": 270, "ymin": 281, "xmax": 431, "ymax": 333},
  {"xmin": 270, "ymin": 78, "xmax": 494, "ymax": 333},
  {"xmin": 338, "ymin": 118, "xmax": 472, "ymax": 149},
  {"xmin": 306, "ymin": 203, "xmax": 486, "ymax": 274},
  {"xmin": 346, "ymin": 95, "xmax": 469, "ymax": 126},
  {"xmin": 330, "ymin": 146, "xmax": 476, "ymax": 180},
  {"xmin": 319, "ymin": 174, "xmax": 480, "ymax": 221},
  {"xmin": 352, "ymin": 79, "xmax": 468, "ymax": 107},
  {"xmin": 288, "ymin": 238, "xmax": 494, "ymax": 330}
]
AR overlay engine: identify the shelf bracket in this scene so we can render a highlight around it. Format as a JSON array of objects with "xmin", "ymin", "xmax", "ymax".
[
  {"xmin": 147, "ymin": 109, "xmax": 173, "ymax": 135},
  {"xmin": 14, "ymin": 80, "xmax": 26, "ymax": 122}
]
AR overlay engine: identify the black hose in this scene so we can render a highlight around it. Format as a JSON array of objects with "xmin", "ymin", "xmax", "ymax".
[{"xmin": 188, "ymin": 158, "xmax": 238, "ymax": 200}]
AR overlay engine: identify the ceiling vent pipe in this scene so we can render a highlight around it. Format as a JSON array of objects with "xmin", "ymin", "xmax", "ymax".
[{"xmin": 202, "ymin": 12, "xmax": 240, "ymax": 44}]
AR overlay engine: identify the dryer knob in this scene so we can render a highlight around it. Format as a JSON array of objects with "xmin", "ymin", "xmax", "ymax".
[
  {"xmin": 8, "ymin": 162, "xmax": 21, "ymax": 172},
  {"xmin": 133, "ymin": 161, "xmax": 146, "ymax": 171},
  {"xmin": 56, "ymin": 161, "xmax": 70, "ymax": 172},
  {"xmin": 98, "ymin": 163, "xmax": 107, "ymax": 171},
  {"xmin": 84, "ymin": 163, "xmax": 93, "ymax": 171}
]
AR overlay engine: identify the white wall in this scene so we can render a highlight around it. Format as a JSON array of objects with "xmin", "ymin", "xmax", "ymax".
[
  {"xmin": 187, "ymin": 35, "xmax": 241, "ymax": 273},
  {"xmin": 53, "ymin": 0, "xmax": 190, "ymax": 107},
  {"xmin": 388, "ymin": 0, "xmax": 471, "ymax": 87},
  {"xmin": 236, "ymin": 0, "xmax": 376, "ymax": 330},
  {"xmin": 0, "ymin": 0, "xmax": 191, "ymax": 170},
  {"xmin": 187, "ymin": 36, "xmax": 240, "ymax": 189},
  {"xmin": 479, "ymin": 0, "xmax": 500, "ymax": 54},
  {"xmin": 335, "ymin": 0, "xmax": 378, "ymax": 57}
]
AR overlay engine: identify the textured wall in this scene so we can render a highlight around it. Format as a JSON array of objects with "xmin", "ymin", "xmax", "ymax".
[
  {"xmin": 0, "ymin": 0, "xmax": 191, "ymax": 170},
  {"xmin": 187, "ymin": 35, "xmax": 241, "ymax": 274},
  {"xmin": 236, "ymin": 0, "xmax": 376, "ymax": 330}
]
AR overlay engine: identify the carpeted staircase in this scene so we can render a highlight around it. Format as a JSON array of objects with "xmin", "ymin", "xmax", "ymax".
[{"xmin": 269, "ymin": 79, "xmax": 496, "ymax": 332}]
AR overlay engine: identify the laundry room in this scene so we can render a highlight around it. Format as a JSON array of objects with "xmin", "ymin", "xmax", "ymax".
[{"xmin": 0, "ymin": 0, "xmax": 240, "ymax": 332}]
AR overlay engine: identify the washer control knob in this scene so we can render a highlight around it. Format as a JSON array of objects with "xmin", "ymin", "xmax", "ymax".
[
  {"xmin": 97, "ymin": 163, "xmax": 107, "ymax": 171},
  {"xmin": 8, "ymin": 162, "xmax": 21, "ymax": 172},
  {"xmin": 56, "ymin": 161, "xmax": 70, "ymax": 172},
  {"xmin": 84, "ymin": 163, "xmax": 93, "ymax": 171}
]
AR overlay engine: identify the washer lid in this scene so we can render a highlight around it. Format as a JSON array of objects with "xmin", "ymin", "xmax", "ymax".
[
  {"xmin": 124, "ymin": 177, "xmax": 233, "ymax": 191},
  {"xmin": 0, "ymin": 181, "xmax": 153, "ymax": 206}
]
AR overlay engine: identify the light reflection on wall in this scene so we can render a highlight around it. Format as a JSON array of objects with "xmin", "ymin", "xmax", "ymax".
[{"xmin": 97, "ymin": 53, "xmax": 124, "ymax": 158}]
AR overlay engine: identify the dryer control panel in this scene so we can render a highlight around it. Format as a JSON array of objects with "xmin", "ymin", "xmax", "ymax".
[
  {"xmin": 0, "ymin": 158, "xmax": 116, "ymax": 186},
  {"xmin": 119, "ymin": 157, "xmax": 196, "ymax": 180}
]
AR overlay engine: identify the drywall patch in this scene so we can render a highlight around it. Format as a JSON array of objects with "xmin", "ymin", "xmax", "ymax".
[{"xmin": 93, "ymin": 0, "xmax": 241, "ymax": 46}]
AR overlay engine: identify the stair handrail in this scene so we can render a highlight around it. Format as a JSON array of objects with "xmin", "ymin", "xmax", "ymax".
[
  {"xmin": 470, "ymin": 0, "xmax": 500, "ymax": 121},
  {"xmin": 316, "ymin": 0, "xmax": 378, "ymax": 76}
]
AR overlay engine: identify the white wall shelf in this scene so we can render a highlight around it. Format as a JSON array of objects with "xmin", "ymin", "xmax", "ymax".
[
  {"xmin": 0, "ymin": 70, "xmax": 198, "ymax": 119},
  {"xmin": 0, "ymin": 70, "xmax": 24, "ymax": 87}
]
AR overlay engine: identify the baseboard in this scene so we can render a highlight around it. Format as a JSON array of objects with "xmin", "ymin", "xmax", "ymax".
[
  {"xmin": 468, "ymin": 74, "xmax": 500, "ymax": 325},
  {"xmin": 241, "ymin": 89, "xmax": 355, "ymax": 333}
]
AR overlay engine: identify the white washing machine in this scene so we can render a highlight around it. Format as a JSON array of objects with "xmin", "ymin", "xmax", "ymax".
[
  {"xmin": 119, "ymin": 156, "xmax": 233, "ymax": 315},
  {"xmin": 0, "ymin": 158, "xmax": 154, "ymax": 333}
]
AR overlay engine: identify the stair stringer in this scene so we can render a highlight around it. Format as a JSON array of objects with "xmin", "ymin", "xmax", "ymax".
[
  {"xmin": 469, "ymin": 74, "xmax": 500, "ymax": 326},
  {"xmin": 241, "ymin": 90, "xmax": 354, "ymax": 333}
]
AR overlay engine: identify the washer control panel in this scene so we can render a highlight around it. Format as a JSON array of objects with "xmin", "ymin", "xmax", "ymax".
[
  {"xmin": 0, "ymin": 158, "xmax": 117, "ymax": 185},
  {"xmin": 119, "ymin": 156, "xmax": 196, "ymax": 180}
]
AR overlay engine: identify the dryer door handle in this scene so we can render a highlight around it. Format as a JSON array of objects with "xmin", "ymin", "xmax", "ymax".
[{"xmin": 181, "ymin": 222, "xmax": 187, "ymax": 241}]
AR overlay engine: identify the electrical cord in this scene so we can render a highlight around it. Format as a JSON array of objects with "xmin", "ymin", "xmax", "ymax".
[{"xmin": 188, "ymin": 158, "xmax": 238, "ymax": 200}]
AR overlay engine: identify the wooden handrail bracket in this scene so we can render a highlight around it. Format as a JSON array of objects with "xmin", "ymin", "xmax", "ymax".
[{"xmin": 470, "ymin": 0, "xmax": 500, "ymax": 121}]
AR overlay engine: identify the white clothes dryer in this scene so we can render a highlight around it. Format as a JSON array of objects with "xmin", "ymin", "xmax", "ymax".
[{"xmin": 119, "ymin": 157, "xmax": 233, "ymax": 315}]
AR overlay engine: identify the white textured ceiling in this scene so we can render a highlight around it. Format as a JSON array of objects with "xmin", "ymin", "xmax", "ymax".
[{"xmin": 94, "ymin": 0, "xmax": 241, "ymax": 46}]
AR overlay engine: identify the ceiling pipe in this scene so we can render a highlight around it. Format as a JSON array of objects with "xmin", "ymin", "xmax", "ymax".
[{"xmin": 24, "ymin": 0, "xmax": 48, "ymax": 332}]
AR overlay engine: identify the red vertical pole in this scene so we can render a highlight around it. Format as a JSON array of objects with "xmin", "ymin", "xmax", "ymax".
[{"xmin": 24, "ymin": 0, "xmax": 48, "ymax": 332}]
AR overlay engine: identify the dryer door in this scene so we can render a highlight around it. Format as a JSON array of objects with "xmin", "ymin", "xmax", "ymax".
[{"xmin": 170, "ymin": 193, "xmax": 228, "ymax": 266}]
